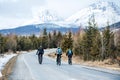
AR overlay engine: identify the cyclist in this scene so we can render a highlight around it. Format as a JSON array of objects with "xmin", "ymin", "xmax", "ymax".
[
  {"xmin": 56, "ymin": 47, "xmax": 62, "ymax": 65},
  {"xmin": 66, "ymin": 48, "xmax": 73, "ymax": 65},
  {"xmin": 36, "ymin": 46, "xmax": 44, "ymax": 64}
]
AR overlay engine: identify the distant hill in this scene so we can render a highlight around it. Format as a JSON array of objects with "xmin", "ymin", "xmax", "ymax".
[
  {"xmin": 110, "ymin": 21, "xmax": 120, "ymax": 29},
  {"xmin": 0, "ymin": 23, "xmax": 79, "ymax": 36},
  {"xmin": 99, "ymin": 21, "xmax": 120, "ymax": 31}
]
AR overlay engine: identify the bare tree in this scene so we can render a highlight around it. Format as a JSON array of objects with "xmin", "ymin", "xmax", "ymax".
[{"xmin": 6, "ymin": 34, "xmax": 17, "ymax": 52}]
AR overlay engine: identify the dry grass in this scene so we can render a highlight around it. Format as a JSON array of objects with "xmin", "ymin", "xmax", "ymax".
[{"xmin": 48, "ymin": 53, "xmax": 120, "ymax": 71}]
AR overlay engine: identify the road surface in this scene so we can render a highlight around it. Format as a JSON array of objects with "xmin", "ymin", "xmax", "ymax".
[{"xmin": 8, "ymin": 49, "xmax": 120, "ymax": 80}]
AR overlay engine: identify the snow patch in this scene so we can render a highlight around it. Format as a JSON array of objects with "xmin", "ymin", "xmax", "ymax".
[
  {"xmin": 0, "ymin": 72, "xmax": 2, "ymax": 77},
  {"xmin": 32, "ymin": 8, "xmax": 63, "ymax": 23},
  {"xmin": 0, "ymin": 53, "xmax": 17, "ymax": 77}
]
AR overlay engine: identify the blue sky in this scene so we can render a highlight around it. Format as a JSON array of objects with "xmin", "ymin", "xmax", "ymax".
[{"xmin": 0, "ymin": 0, "xmax": 120, "ymax": 29}]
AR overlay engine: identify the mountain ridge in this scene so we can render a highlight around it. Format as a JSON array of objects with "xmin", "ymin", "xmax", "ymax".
[
  {"xmin": 0, "ymin": 23, "xmax": 79, "ymax": 35},
  {"xmin": 0, "ymin": 1, "xmax": 120, "ymax": 35},
  {"xmin": 66, "ymin": 1, "xmax": 120, "ymax": 27}
]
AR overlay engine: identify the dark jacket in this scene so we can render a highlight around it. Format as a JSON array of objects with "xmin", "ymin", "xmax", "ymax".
[{"xmin": 36, "ymin": 48, "xmax": 44, "ymax": 55}]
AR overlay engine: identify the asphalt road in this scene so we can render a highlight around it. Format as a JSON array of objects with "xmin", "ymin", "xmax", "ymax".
[{"xmin": 8, "ymin": 49, "xmax": 120, "ymax": 80}]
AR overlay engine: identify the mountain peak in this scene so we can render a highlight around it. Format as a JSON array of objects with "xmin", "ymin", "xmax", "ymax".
[
  {"xmin": 36, "ymin": 9, "xmax": 62, "ymax": 23},
  {"xmin": 66, "ymin": 1, "xmax": 120, "ymax": 28},
  {"xmin": 90, "ymin": 1, "xmax": 120, "ymax": 14}
]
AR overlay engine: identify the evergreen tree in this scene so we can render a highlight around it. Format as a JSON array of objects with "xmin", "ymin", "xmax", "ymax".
[
  {"xmin": 24, "ymin": 37, "xmax": 32, "ymax": 50},
  {"xmin": 48, "ymin": 32, "xmax": 52, "ymax": 48},
  {"xmin": 62, "ymin": 31, "xmax": 73, "ymax": 52},
  {"xmin": 17, "ymin": 36, "xmax": 32, "ymax": 51},
  {"xmin": 116, "ymin": 30, "xmax": 120, "ymax": 65},
  {"xmin": 43, "ymin": 28, "xmax": 47, "ymax": 35},
  {"xmin": 57, "ymin": 31, "xmax": 63, "ymax": 46},
  {"xmin": 0, "ymin": 34, "xmax": 6, "ymax": 53},
  {"xmin": 90, "ymin": 32, "xmax": 101, "ymax": 61},
  {"xmin": 51, "ymin": 30, "xmax": 57, "ymax": 48},
  {"xmin": 17, "ymin": 36, "xmax": 25, "ymax": 51},
  {"xmin": 16, "ymin": 36, "xmax": 22, "ymax": 51},
  {"xmin": 83, "ymin": 14, "xmax": 101, "ymax": 61},
  {"xmin": 117, "ymin": 30, "xmax": 120, "ymax": 54},
  {"xmin": 42, "ymin": 28, "xmax": 48, "ymax": 49},
  {"xmin": 29, "ymin": 34, "xmax": 38, "ymax": 49},
  {"xmin": 73, "ymin": 30, "xmax": 85, "ymax": 56},
  {"xmin": 68, "ymin": 31, "xmax": 73, "ymax": 49},
  {"xmin": 110, "ymin": 33, "xmax": 116, "ymax": 63},
  {"xmin": 102, "ymin": 22, "xmax": 114, "ymax": 59}
]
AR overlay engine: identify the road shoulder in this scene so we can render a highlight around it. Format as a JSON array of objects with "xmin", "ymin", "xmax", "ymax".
[
  {"xmin": 0, "ymin": 56, "xmax": 17, "ymax": 80},
  {"xmin": 47, "ymin": 53, "xmax": 120, "ymax": 73}
]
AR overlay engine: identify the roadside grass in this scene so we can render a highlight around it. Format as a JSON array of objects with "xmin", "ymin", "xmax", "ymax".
[{"xmin": 47, "ymin": 53, "xmax": 120, "ymax": 71}]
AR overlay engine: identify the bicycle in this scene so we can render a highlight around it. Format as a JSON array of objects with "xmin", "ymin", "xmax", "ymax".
[
  {"xmin": 56, "ymin": 54, "xmax": 61, "ymax": 66},
  {"xmin": 68, "ymin": 56, "xmax": 72, "ymax": 65}
]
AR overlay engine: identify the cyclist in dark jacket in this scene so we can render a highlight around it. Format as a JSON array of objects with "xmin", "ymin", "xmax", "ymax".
[
  {"xmin": 36, "ymin": 46, "xmax": 44, "ymax": 64},
  {"xmin": 66, "ymin": 49, "xmax": 73, "ymax": 65}
]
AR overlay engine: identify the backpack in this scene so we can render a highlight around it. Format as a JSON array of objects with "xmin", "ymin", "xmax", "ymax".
[
  {"xmin": 68, "ymin": 49, "xmax": 72, "ymax": 55},
  {"xmin": 57, "ymin": 48, "xmax": 62, "ymax": 54}
]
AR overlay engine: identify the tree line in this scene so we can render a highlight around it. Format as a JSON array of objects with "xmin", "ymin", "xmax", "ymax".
[
  {"xmin": 0, "ymin": 16, "xmax": 120, "ymax": 65},
  {"xmin": 0, "ymin": 28, "xmax": 63, "ymax": 53},
  {"xmin": 74, "ymin": 15, "xmax": 120, "ymax": 65},
  {"xmin": 0, "ymin": 28, "xmax": 73, "ymax": 54}
]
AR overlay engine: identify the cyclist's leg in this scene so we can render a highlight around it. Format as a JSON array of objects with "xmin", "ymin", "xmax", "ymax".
[
  {"xmin": 41, "ymin": 54, "xmax": 43, "ymax": 64},
  {"xmin": 40, "ymin": 54, "xmax": 42, "ymax": 64},
  {"xmin": 56, "ymin": 54, "xmax": 59, "ymax": 65},
  {"xmin": 68, "ymin": 56, "xmax": 70, "ymax": 64},
  {"xmin": 69, "ymin": 55, "xmax": 72, "ymax": 65},
  {"xmin": 71, "ymin": 56, "xmax": 72, "ymax": 65},
  {"xmin": 68, "ymin": 55, "xmax": 72, "ymax": 65},
  {"xmin": 38, "ymin": 54, "xmax": 41, "ymax": 64},
  {"xmin": 39, "ymin": 54, "xmax": 42, "ymax": 64},
  {"xmin": 59, "ymin": 55, "xmax": 61, "ymax": 65},
  {"xmin": 58, "ymin": 55, "xmax": 60, "ymax": 65}
]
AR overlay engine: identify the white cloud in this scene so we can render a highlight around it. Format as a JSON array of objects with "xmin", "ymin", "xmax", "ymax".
[
  {"xmin": 0, "ymin": 0, "xmax": 120, "ymax": 29},
  {"xmin": 0, "ymin": 16, "xmax": 32, "ymax": 29},
  {"xmin": 0, "ymin": 0, "xmax": 19, "ymax": 3}
]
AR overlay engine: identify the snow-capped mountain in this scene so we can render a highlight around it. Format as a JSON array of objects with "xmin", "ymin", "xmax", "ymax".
[
  {"xmin": 33, "ymin": 9, "xmax": 63, "ymax": 23},
  {"xmin": 0, "ymin": 23, "xmax": 79, "ymax": 35},
  {"xmin": 66, "ymin": 1, "xmax": 120, "ymax": 28},
  {"xmin": 1, "ymin": 1, "xmax": 120, "ymax": 36}
]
